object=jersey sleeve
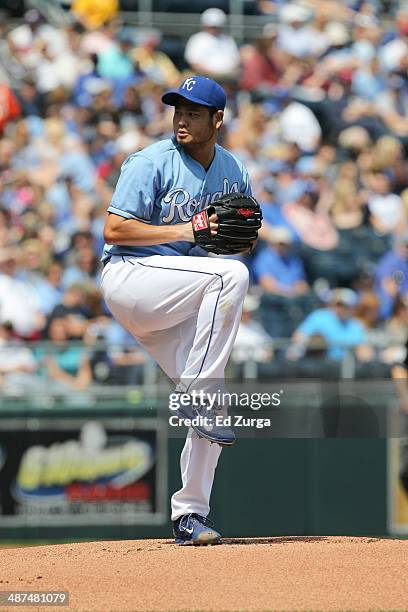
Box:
[107,154,156,223]
[241,167,252,196]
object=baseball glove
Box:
[191,193,262,255]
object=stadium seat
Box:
[259,293,320,338]
[257,357,341,380]
[354,361,391,379]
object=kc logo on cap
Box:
[182,78,196,91]
[161,75,227,110]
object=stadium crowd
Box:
[0,0,408,392]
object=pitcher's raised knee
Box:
[224,259,249,292]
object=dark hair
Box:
[392,295,408,317]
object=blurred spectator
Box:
[282,180,339,250]
[372,136,407,194]
[351,13,383,64]
[381,297,408,364]
[277,91,322,153]
[365,170,405,236]
[71,0,119,30]
[254,226,309,296]
[276,4,316,58]
[391,337,408,416]
[61,247,101,290]
[225,100,275,167]
[288,288,372,361]
[232,294,273,363]
[0,248,45,338]
[97,29,135,81]
[0,34,30,87]
[43,317,92,391]
[353,290,385,355]
[330,173,369,229]
[19,238,51,280]
[0,322,38,395]
[256,0,285,15]
[48,284,90,340]
[0,83,21,134]
[354,290,381,331]
[35,36,85,95]
[352,57,387,101]
[13,76,46,117]
[240,25,280,91]
[375,230,408,319]
[8,9,67,61]
[13,239,63,316]
[385,296,408,344]
[85,318,147,384]
[386,297,408,342]
[379,8,408,72]
[375,72,408,137]
[70,230,95,253]
[131,30,180,88]
[34,261,64,317]
[184,8,240,78]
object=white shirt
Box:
[232,320,273,363]
[380,37,408,72]
[367,193,404,232]
[184,31,240,75]
[35,52,82,92]
[277,25,321,58]
[9,23,67,57]
[279,101,322,152]
[0,340,36,373]
[0,275,41,336]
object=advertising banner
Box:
[0,417,166,526]
[388,430,408,534]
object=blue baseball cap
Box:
[161,76,226,110]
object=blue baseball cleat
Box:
[173,395,236,446]
[173,513,221,546]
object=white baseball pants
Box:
[101,254,249,520]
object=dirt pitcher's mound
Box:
[1,536,408,611]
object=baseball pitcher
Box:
[101,76,262,545]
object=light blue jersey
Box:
[102,137,252,261]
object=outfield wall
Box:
[0,390,390,539]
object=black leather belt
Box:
[103,256,111,268]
